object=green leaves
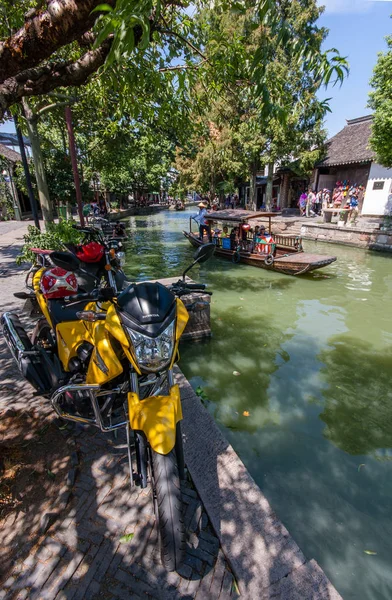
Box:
[91,3,114,14]
[368,35,392,167]
[119,533,135,543]
[16,222,84,265]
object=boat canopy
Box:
[206,210,280,223]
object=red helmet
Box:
[75,241,105,263]
[40,267,78,299]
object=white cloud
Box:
[318,0,373,14]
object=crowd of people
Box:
[298,181,363,222]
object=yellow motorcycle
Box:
[2,243,215,571]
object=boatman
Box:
[193,202,212,242]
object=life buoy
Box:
[264,254,274,266]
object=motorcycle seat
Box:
[48,300,90,327]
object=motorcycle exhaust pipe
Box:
[1,312,54,394]
[1,312,31,362]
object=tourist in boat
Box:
[230,227,239,249]
[193,202,212,242]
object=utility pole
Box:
[64,106,85,227]
[14,115,40,230]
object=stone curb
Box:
[174,367,343,600]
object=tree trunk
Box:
[249,161,258,211]
[265,162,274,211]
[23,102,53,224]
[0,0,115,85]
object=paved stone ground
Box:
[0,221,238,600]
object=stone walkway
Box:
[0,221,238,600]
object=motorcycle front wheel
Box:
[151,448,186,571]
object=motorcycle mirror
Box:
[182,243,215,281]
[193,243,215,264]
[51,251,80,272]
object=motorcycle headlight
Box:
[126,322,175,372]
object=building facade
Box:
[314,115,392,217]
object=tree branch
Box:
[37,98,78,117]
[0,0,115,84]
[0,41,112,120]
[159,27,207,62]
[159,60,206,72]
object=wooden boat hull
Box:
[183,232,336,275]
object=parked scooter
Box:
[1,243,215,571]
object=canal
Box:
[122,208,392,600]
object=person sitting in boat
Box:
[193,202,212,242]
[255,225,275,255]
[212,228,222,246]
[230,227,239,249]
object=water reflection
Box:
[123,209,392,600]
[319,336,392,456]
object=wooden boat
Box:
[184,210,336,276]
[175,201,185,211]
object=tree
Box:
[176,0,347,209]
[0,0,116,117]
[0,0,347,120]
[368,34,392,167]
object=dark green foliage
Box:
[16,221,83,265]
[368,34,392,167]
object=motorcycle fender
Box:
[128,384,182,455]
[86,322,123,385]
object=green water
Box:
[123,209,392,600]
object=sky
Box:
[317,0,392,137]
[0,1,391,141]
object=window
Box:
[373,181,385,190]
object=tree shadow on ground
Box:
[2,418,233,599]
[0,244,27,278]
[0,333,235,599]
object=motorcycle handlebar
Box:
[64,291,94,303]
[175,288,212,297]
[182,283,206,290]
[63,287,115,305]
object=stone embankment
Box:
[301,221,392,252]
[257,214,392,252]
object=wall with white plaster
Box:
[362,163,392,216]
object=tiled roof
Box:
[317,115,375,167]
[0,142,22,163]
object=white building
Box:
[314,115,392,217]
